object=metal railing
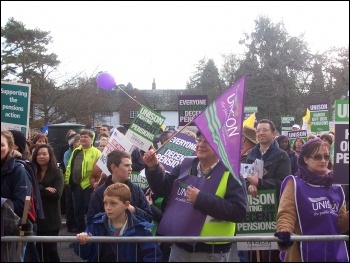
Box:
[2,235,348,262]
[1,234,349,243]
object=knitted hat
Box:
[9,130,27,154]
[243,125,258,144]
[292,124,300,130]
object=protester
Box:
[238,125,258,262]
[143,130,247,262]
[291,124,300,131]
[159,130,175,145]
[65,129,101,232]
[275,138,349,262]
[63,134,81,233]
[241,125,258,162]
[292,137,305,156]
[32,144,64,262]
[87,150,152,224]
[90,137,108,190]
[75,182,162,262]
[276,135,298,175]
[1,130,32,262]
[245,119,291,262]
[59,129,77,172]
[245,119,291,199]
[9,129,44,262]
[307,134,316,141]
[32,134,48,145]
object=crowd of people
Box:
[1,120,348,262]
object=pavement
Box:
[58,216,85,262]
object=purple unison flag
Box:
[193,74,247,186]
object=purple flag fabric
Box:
[193,74,247,186]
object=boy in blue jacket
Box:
[74,182,162,262]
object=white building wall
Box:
[160,111,178,128]
[100,112,120,127]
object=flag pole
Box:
[155,122,195,153]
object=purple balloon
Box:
[96,72,116,90]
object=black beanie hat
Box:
[9,130,27,154]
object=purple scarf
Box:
[295,165,333,187]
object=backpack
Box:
[15,159,44,221]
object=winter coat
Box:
[74,210,162,262]
[1,157,32,217]
[36,168,64,232]
[86,176,153,223]
[245,140,291,199]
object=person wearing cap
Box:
[241,125,258,162]
[275,138,349,262]
[142,130,247,262]
[291,124,301,131]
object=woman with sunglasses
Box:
[275,138,349,262]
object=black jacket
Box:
[245,140,291,198]
[86,175,153,223]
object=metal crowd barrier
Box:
[2,234,349,243]
[2,235,349,262]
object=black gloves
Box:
[274,231,293,250]
[18,222,33,236]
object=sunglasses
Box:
[309,154,331,161]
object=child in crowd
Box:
[74,182,162,262]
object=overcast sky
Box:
[1,1,349,90]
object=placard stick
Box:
[155,122,194,153]
[16,196,31,261]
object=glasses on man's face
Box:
[255,129,271,134]
[196,138,209,145]
[309,154,331,161]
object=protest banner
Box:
[236,189,278,251]
[281,116,295,136]
[126,105,166,152]
[1,81,31,138]
[310,103,330,132]
[193,74,247,186]
[333,100,349,184]
[96,129,134,175]
[156,132,197,172]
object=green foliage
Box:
[1,17,60,83]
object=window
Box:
[100,111,113,117]
[130,111,139,119]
